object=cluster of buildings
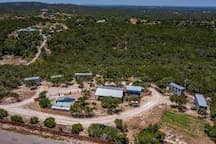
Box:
[23,74,208,113]
[95,85,143,100]
[169,82,208,111]
[23,73,93,87]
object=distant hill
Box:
[1,2,216,19]
[0,2,79,14]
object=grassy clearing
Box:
[160,110,206,137]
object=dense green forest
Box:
[0,2,216,119]
[0,31,42,58]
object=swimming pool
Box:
[56,97,75,103]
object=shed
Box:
[194,94,208,110]
[95,86,124,99]
[74,72,93,80]
[126,86,142,95]
[24,76,41,87]
[169,83,185,96]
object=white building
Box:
[95,86,124,99]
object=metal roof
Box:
[24,76,41,81]
[126,86,142,92]
[195,94,208,108]
[50,74,64,79]
[74,73,93,76]
[95,86,124,98]
[51,105,70,111]
[169,83,185,90]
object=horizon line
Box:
[1,1,216,8]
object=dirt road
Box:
[26,34,47,65]
[0,88,166,127]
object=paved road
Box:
[0,88,166,127]
[0,129,69,144]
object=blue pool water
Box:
[56,97,75,103]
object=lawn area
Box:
[160,110,206,137]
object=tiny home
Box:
[169,83,185,96]
[74,72,93,80]
[194,94,208,110]
[24,76,41,87]
[126,86,142,96]
[95,86,124,100]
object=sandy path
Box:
[0,88,166,127]
[26,34,47,65]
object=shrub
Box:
[71,123,83,134]
[115,119,125,131]
[70,102,93,117]
[135,124,165,144]
[0,108,8,119]
[205,124,216,139]
[11,115,24,123]
[88,123,128,144]
[39,91,47,99]
[44,117,56,128]
[101,97,121,109]
[39,97,51,108]
[30,116,39,124]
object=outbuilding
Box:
[169,83,185,96]
[126,86,142,96]
[194,94,208,110]
[24,76,41,87]
[95,86,124,100]
[74,72,93,80]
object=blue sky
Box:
[1,0,216,7]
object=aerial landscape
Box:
[0,0,216,144]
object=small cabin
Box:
[194,94,208,110]
[169,83,185,96]
[24,76,41,87]
[126,86,142,96]
[74,72,93,81]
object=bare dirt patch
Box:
[126,105,166,143]
[0,55,27,65]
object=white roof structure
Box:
[74,73,93,76]
[24,76,41,81]
[95,86,124,99]
[126,86,142,92]
[195,94,208,108]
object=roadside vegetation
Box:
[44,117,56,128]
[135,124,165,144]
[88,123,128,144]
[0,108,8,119]
[30,116,39,124]
[11,115,24,123]
[71,123,83,134]
[160,110,206,137]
